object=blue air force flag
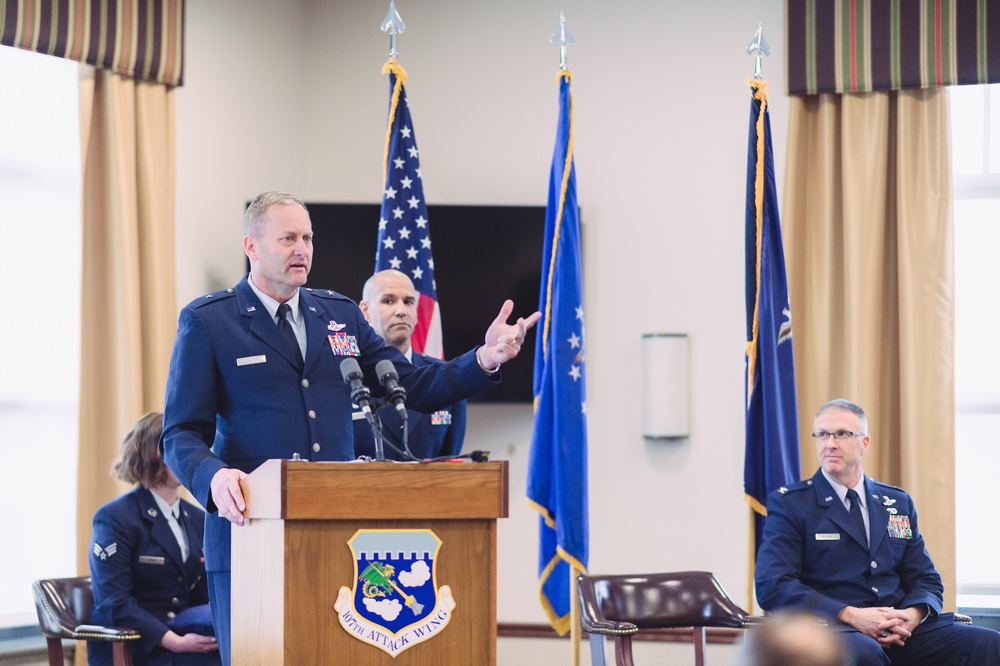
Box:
[526,70,589,635]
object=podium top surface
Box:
[240,459,509,521]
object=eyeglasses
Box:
[811,430,865,441]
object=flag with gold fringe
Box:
[744,78,801,557]
[375,58,443,358]
[526,69,589,635]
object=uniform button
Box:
[171,597,179,605]
[177,576,184,583]
[227,288,234,293]
[807,480,813,485]
[301,378,310,388]
[871,561,878,569]
[871,587,879,593]
[312,443,321,453]
[167,611,176,619]
[308,410,317,419]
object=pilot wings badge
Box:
[335,529,455,657]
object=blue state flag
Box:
[744,80,801,555]
[526,69,589,635]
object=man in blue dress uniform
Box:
[160,192,538,664]
[353,269,466,460]
[755,398,1000,665]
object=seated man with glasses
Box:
[755,398,1000,666]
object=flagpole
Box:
[570,566,580,665]
[550,13,581,666]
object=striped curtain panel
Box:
[788,0,1000,95]
[0,0,184,86]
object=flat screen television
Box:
[302,202,546,403]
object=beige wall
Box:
[175,0,788,625]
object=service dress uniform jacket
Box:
[755,469,943,621]
[160,276,495,573]
[88,488,218,666]
[353,351,467,460]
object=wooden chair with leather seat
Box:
[577,570,766,666]
[32,576,140,666]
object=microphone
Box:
[340,357,385,461]
[375,360,407,415]
[340,358,373,414]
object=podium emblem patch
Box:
[335,529,454,656]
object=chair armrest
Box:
[740,615,771,628]
[579,618,639,637]
[74,624,141,642]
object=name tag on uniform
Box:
[237,355,267,366]
[139,555,165,565]
[815,533,841,541]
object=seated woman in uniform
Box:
[88,412,220,665]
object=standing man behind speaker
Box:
[355,269,466,460]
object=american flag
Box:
[375,62,443,358]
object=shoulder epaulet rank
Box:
[191,287,236,308]
[871,479,903,492]
[305,287,353,302]
[778,479,811,495]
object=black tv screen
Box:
[302,202,545,403]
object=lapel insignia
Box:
[328,320,347,331]
[778,486,788,494]
[147,508,158,518]
[824,496,833,502]
[93,542,118,560]
[309,306,317,312]
[246,306,256,312]
[335,529,454,657]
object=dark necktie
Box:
[173,508,189,562]
[276,303,303,364]
[846,488,868,545]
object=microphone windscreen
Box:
[340,357,363,383]
[375,359,398,383]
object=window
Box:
[950,83,1000,609]
[0,46,81,626]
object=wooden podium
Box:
[231,459,508,665]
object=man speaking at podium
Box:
[354,269,466,460]
[160,191,538,664]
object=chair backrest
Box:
[33,576,139,666]
[581,570,750,630]
[33,576,95,638]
